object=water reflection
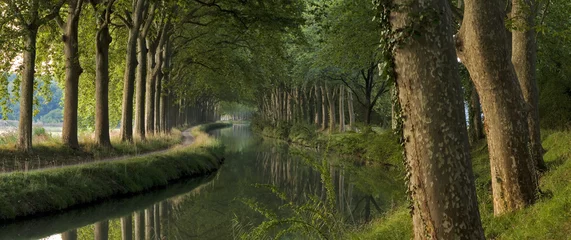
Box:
[0,124,401,240]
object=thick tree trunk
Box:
[18,29,38,152]
[457,0,538,215]
[120,30,138,142]
[392,0,485,238]
[339,85,345,132]
[135,37,147,139]
[61,0,83,149]
[94,221,109,240]
[512,0,546,171]
[145,39,156,135]
[94,22,112,148]
[121,215,133,240]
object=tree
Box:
[389,0,485,238]
[91,0,116,148]
[118,0,147,141]
[457,0,539,215]
[57,0,84,149]
[5,0,64,152]
[511,0,547,171]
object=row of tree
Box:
[0,0,302,151]
[249,0,571,238]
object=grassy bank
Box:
[348,130,571,239]
[0,127,183,172]
[252,122,402,166]
[0,123,230,221]
[253,121,571,239]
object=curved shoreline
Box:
[0,123,232,222]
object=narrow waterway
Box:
[0,124,402,240]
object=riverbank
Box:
[252,122,402,167]
[0,127,183,172]
[0,122,231,222]
[253,122,571,239]
[348,130,571,239]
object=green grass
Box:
[0,123,229,221]
[0,128,183,172]
[348,130,571,239]
[254,122,402,166]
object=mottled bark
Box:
[61,0,84,149]
[391,0,485,238]
[511,0,546,171]
[457,0,538,215]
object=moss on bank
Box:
[0,123,230,221]
[348,130,571,239]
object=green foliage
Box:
[32,127,47,137]
[40,109,63,123]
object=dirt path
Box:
[24,128,195,173]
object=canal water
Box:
[0,124,403,240]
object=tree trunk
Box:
[94,221,109,240]
[121,215,133,240]
[511,0,546,171]
[457,0,538,215]
[61,0,83,149]
[134,211,145,240]
[120,28,138,142]
[145,38,156,135]
[154,63,162,133]
[135,36,146,139]
[61,230,78,240]
[467,82,484,144]
[339,85,345,132]
[391,0,485,238]
[314,86,320,125]
[320,85,327,130]
[325,83,336,133]
[347,87,355,131]
[94,16,112,148]
[18,28,38,152]
[145,207,154,240]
